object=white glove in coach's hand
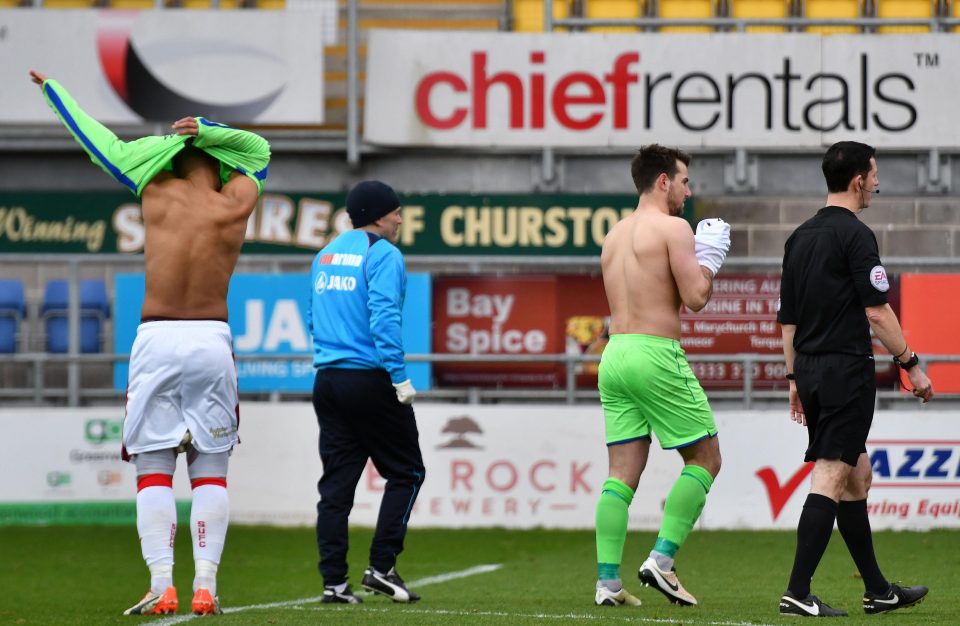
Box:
[393,379,417,405]
[694,218,731,276]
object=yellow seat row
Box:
[513,0,951,33]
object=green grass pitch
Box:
[1,525,957,625]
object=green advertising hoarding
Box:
[0,192,682,256]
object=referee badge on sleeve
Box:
[869,265,890,292]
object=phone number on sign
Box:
[690,362,790,381]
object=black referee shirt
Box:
[777,206,888,356]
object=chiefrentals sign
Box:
[365,30,954,148]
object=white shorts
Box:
[123,320,239,456]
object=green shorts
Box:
[598,333,717,449]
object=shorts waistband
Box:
[608,333,680,348]
[138,319,230,331]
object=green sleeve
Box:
[40,79,188,197]
[191,118,271,194]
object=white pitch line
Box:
[148,563,503,625]
[308,606,780,626]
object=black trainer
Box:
[361,566,421,603]
[863,583,928,614]
[779,591,847,617]
[321,584,363,604]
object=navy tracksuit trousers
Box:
[312,368,425,586]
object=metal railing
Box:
[3,254,960,406]
[2,350,958,408]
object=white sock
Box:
[194,559,219,596]
[191,484,229,594]
[651,551,674,572]
[136,486,177,594]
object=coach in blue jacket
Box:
[308,180,425,605]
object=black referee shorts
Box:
[794,353,876,467]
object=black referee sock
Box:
[787,493,838,599]
[837,499,889,595]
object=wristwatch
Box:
[893,351,920,370]
[785,372,796,381]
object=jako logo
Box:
[85,419,123,445]
[314,272,357,294]
[234,299,309,353]
[437,415,484,449]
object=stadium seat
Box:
[658,0,716,32]
[0,279,26,354]
[585,0,645,32]
[41,279,110,354]
[513,0,572,31]
[730,0,790,31]
[804,0,862,33]
[877,0,934,32]
[110,0,163,7]
[42,0,97,7]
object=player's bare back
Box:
[602,209,689,340]
[139,169,257,321]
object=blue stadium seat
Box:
[0,279,26,354]
[41,279,111,354]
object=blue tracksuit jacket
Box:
[308,230,408,383]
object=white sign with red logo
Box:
[364,30,960,148]
[1,10,325,124]
[2,405,958,530]
[226,405,960,530]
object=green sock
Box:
[596,478,634,580]
[656,464,713,553]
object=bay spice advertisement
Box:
[431,274,898,390]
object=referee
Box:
[776,141,932,618]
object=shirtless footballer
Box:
[31,70,270,616]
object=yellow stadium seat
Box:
[585,0,644,33]
[256,0,285,8]
[513,0,572,31]
[730,0,788,32]
[877,0,933,32]
[110,0,159,7]
[804,0,860,34]
[659,0,715,32]
[180,0,243,7]
[0,0,22,6]
[42,0,97,7]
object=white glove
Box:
[393,379,417,405]
[694,218,731,276]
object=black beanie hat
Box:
[346,180,400,228]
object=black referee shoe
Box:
[361,566,421,603]
[863,583,928,614]
[321,584,362,604]
[779,591,847,617]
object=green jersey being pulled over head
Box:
[39,79,270,197]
